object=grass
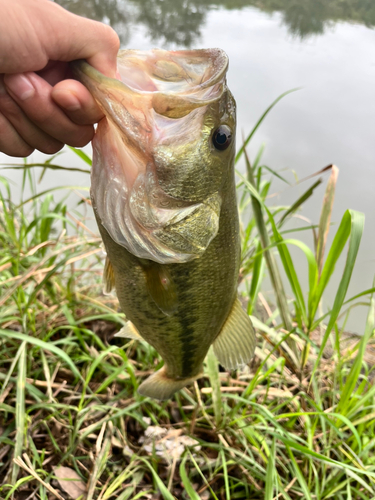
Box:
[0,104,375,499]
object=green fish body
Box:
[72,49,255,400]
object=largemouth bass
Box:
[72,49,255,400]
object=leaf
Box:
[286,446,313,500]
[264,438,276,500]
[238,157,295,347]
[53,466,87,499]
[205,346,222,427]
[12,342,26,484]
[248,240,265,315]
[0,329,83,382]
[310,210,364,381]
[0,163,91,174]
[69,146,93,166]
[179,456,201,500]
[316,165,339,274]
[278,178,322,227]
[138,457,176,500]
[337,286,375,417]
[235,88,300,163]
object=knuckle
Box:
[0,114,33,157]
[39,141,64,155]
[67,127,94,148]
[20,146,35,157]
[1,142,34,157]
[100,24,120,52]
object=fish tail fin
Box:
[138,367,203,400]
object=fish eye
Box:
[212,125,232,151]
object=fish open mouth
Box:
[71,49,230,264]
[72,49,228,147]
[118,49,228,93]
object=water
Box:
[1,0,374,333]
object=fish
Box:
[71,49,255,400]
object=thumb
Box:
[45,6,120,77]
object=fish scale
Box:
[72,48,256,399]
[97,180,239,382]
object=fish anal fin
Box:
[142,262,177,316]
[103,257,115,294]
[114,321,143,340]
[213,297,256,370]
[138,366,203,400]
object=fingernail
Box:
[4,73,35,100]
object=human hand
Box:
[0,0,119,157]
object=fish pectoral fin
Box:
[142,262,178,316]
[103,257,115,294]
[114,321,143,340]
[213,297,256,370]
[138,366,203,400]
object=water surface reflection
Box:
[28,0,373,334]
[57,0,375,44]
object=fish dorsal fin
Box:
[103,257,115,294]
[213,298,256,370]
[141,261,178,316]
[114,321,143,340]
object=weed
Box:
[1,101,374,499]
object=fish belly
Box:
[97,190,239,382]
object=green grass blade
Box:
[240,154,295,350]
[309,210,353,320]
[12,341,26,484]
[310,210,364,381]
[316,165,339,274]
[138,457,175,500]
[69,146,93,166]
[15,185,89,209]
[264,438,276,500]
[235,88,300,163]
[337,286,374,417]
[179,456,201,500]
[0,163,91,174]
[278,178,322,227]
[220,449,231,500]
[286,446,313,500]
[274,435,375,488]
[267,211,319,326]
[261,165,291,185]
[248,240,265,315]
[205,346,222,427]
[0,329,83,381]
[188,451,219,500]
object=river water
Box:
[1,0,374,333]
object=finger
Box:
[51,79,104,126]
[1,1,119,76]
[4,72,95,147]
[68,22,120,78]
[44,8,120,77]
[0,111,34,157]
[0,76,64,155]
